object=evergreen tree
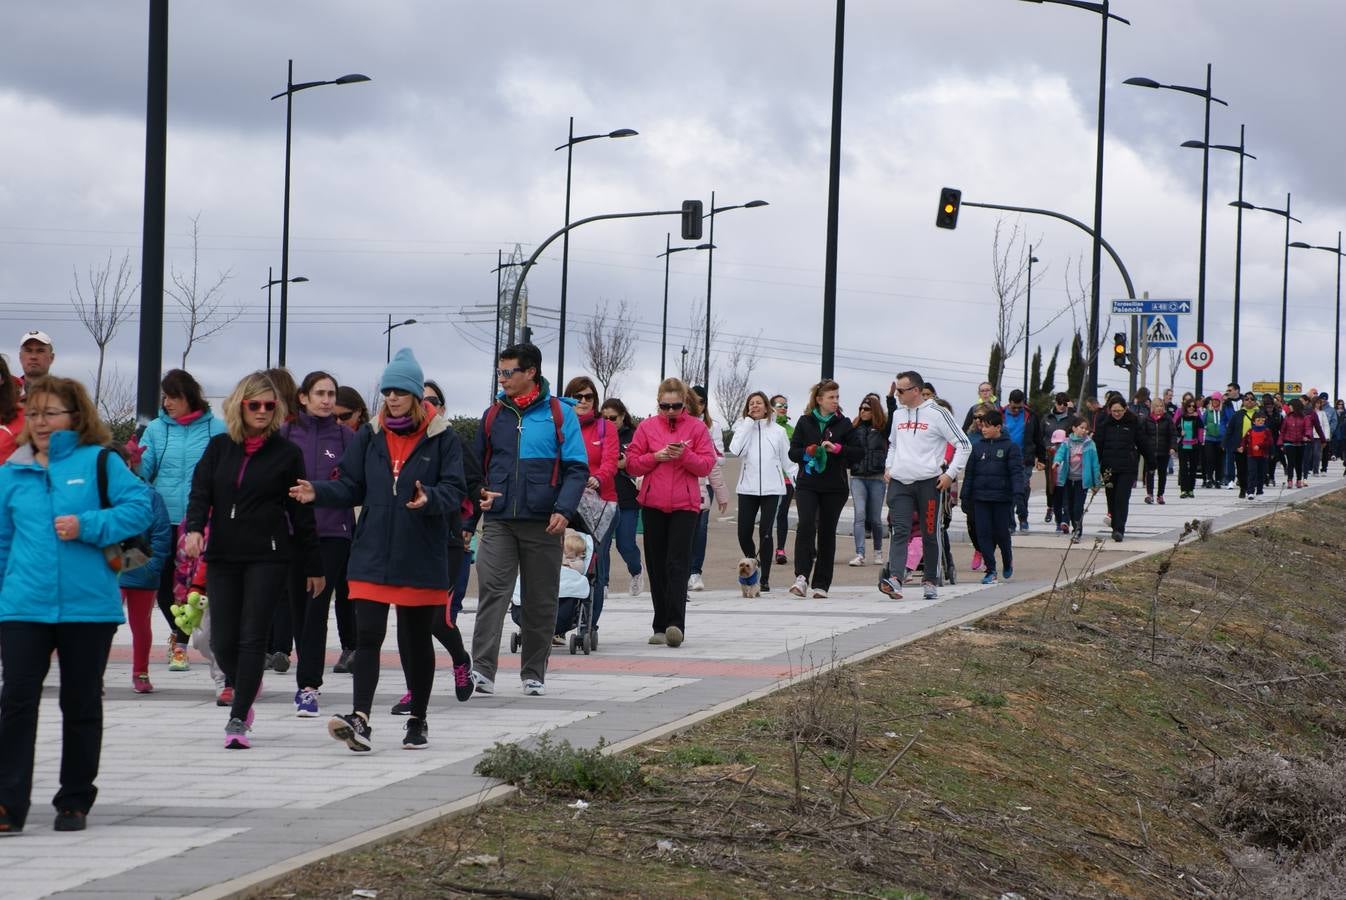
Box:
[1029,347,1042,403]
[1067,331,1085,402]
[987,342,1005,397]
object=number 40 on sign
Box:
[1185,342,1214,371]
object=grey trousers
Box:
[885,476,943,585]
[472,519,563,685]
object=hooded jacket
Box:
[474,378,589,524]
[1224,404,1257,451]
[577,412,619,503]
[1094,411,1146,477]
[281,410,356,540]
[958,435,1026,506]
[729,416,795,496]
[118,488,174,591]
[847,418,889,478]
[1054,435,1102,489]
[0,408,25,465]
[139,407,228,522]
[789,411,864,494]
[0,431,154,623]
[311,412,467,589]
[1002,406,1044,466]
[1139,413,1178,465]
[625,410,718,513]
[886,399,972,485]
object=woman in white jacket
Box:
[729,391,795,593]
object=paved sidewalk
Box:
[5,473,1342,899]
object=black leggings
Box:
[793,489,848,591]
[156,524,189,644]
[775,482,795,549]
[737,494,780,586]
[1284,444,1305,482]
[349,601,437,721]
[290,538,351,691]
[207,560,286,722]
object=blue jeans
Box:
[850,476,885,555]
[1224,445,1238,484]
[613,507,642,576]
[590,519,616,632]
[690,485,712,575]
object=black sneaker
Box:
[328,712,373,752]
[390,691,413,715]
[54,810,86,832]
[332,648,355,674]
[402,717,429,750]
[269,651,291,674]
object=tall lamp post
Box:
[384,316,418,363]
[1232,194,1299,394]
[260,268,309,368]
[1182,125,1254,384]
[1289,233,1345,399]
[1124,65,1227,395]
[657,235,714,380]
[271,61,370,367]
[703,196,769,388]
[555,119,638,386]
[1023,246,1040,393]
[1019,0,1130,399]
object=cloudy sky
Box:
[2,0,1344,420]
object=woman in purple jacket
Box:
[281,371,355,718]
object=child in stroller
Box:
[509,528,598,655]
[878,480,957,587]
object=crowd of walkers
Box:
[2,322,1344,836]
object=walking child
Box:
[1241,411,1273,498]
[957,410,1024,584]
[1053,416,1102,543]
[1047,428,1067,532]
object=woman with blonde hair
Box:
[847,393,889,567]
[729,390,794,592]
[184,371,322,750]
[624,378,717,647]
[0,377,152,833]
[788,379,863,597]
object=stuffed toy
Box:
[170,590,208,635]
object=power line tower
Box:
[501,243,531,346]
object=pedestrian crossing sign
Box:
[1144,314,1179,349]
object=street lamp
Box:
[1125,65,1227,395]
[554,118,638,386]
[657,236,714,381]
[703,195,769,389]
[1023,246,1040,394]
[384,316,418,363]
[681,346,689,381]
[260,268,308,369]
[1232,194,1300,394]
[1019,0,1131,399]
[1289,233,1345,399]
[1182,125,1254,384]
[271,60,370,367]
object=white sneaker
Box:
[522,679,545,696]
[847,554,865,567]
[469,670,495,695]
[811,588,829,598]
[788,576,808,597]
[1103,513,1112,528]
[688,573,705,592]
[665,626,684,648]
[629,572,644,596]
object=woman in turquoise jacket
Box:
[0,376,153,836]
[137,368,225,671]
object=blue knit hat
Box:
[380,348,424,399]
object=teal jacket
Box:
[139,408,227,522]
[0,431,154,623]
[1053,436,1102,490]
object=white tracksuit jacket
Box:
[886,399,972,484]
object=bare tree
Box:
[97,363,137,441]
[167,214,239,367]
[71,251,138,405]
[713,335,761,428]
[988,218,1045,395]
[1167,347,1183,394]
[581,298,638,397]
[678,297,722,387]
[1062,255,1117,407]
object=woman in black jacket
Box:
[1139,403,1177,504]
[601,399,645,597]
[846,393,889,566]
[184,371,322,750]
[788,380,864,598]
[1093,397,1146,542]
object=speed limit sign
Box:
[1185,342,1214,371]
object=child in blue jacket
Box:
[119,468,174,694]
[958,410,1025,584]
[1053,416,1103,543]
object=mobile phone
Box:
[669,441,685,449]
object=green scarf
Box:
[805,409,834,475]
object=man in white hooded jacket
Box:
[880,370,972,600]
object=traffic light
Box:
[1113,332,1129,369]
[680,200,704,241]
[935,187,962,229]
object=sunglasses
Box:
[602,414,620,422]
[658,402,685,411]
[335,411,355,422]
[859,408,872,414]
[570,392,596,402]
[381,388,411,398]
[426,396,443,407]
[496,367,524,378]
[245,400,277,413]
[772,402,787,409]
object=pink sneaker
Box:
[971,551,983,571]
[132,673,154,694]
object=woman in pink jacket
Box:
[562,376,619,638]
[624,378,717,648]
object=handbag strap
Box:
[97,447,112,509]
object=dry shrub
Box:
[1194,749,1346,851]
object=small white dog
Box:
[737,557,761,598]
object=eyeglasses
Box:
[244,400,277,413]
[895,385,918,395]
[27,408,73,421]
[658,402,685,411]
[496,367,524,378]
[335,411,355,422]
[381,388,411,398]
[425,396,443,407]
[570,392,596,402]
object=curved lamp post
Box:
[554,119,638,385]
[260,269,308,368]
[270,62,370,367]
[1125,66,1227,395]
[1183,125,1254,383]
[1019,0,1130,398]
[1232,195,1300,394]
[657,236,714,380]
[703,196,769,388]
[1289,234,1345,399]
[384,316,418,364]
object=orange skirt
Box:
[347,580,447,607]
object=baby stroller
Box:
[878,486,956,586]
[508,528,599,656]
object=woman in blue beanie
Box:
[291,349,470,752]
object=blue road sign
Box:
[1110,299,1192,315]
[1144,314,1179,349]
